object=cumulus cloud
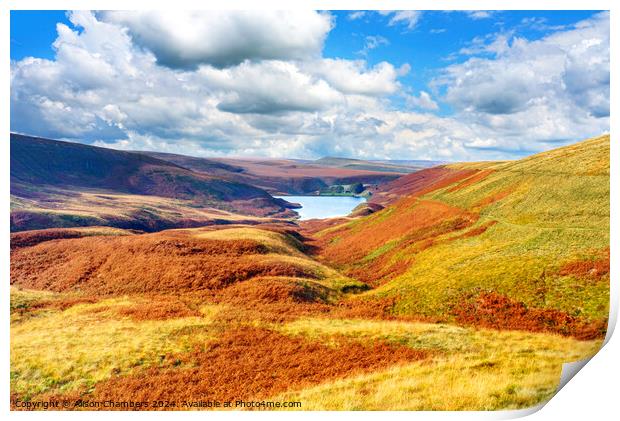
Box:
[435,12,609,150]
[10,10,610,161]
[406,91,439,110]
[202,61,343,114]
[308,59,401,96]
[101,10,332,69]
[9,11,407,157]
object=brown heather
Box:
[84,326,428,410]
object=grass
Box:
[194,227,367,293]
[316,135,610,323]
[10,290,221,398]
[374,220,609,319]
[273,317,602,410]
[9,136,610,410]
[10,288,56,323]
[195,227,304,256]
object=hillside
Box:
[313,157,426,173]
[10,224,366,297]
[10,134,297,231]
[145,151,406,195]
[9,135,609,410]
[306,135,610,338]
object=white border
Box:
[2,1,617,420]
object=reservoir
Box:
[275,195,367,220]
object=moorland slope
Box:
[9,134,610,410]
[306,135,609,339]
[10,134,296,231]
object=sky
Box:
[10,10,609,161]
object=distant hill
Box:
[10,134,296,231]
[373,159,446,167]
[141,152,405,195]
[140,151,246,176]
[313,157,434,173]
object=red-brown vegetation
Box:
[453,291,607,340]
[345,219,496,287]
[10,227,138,250]
[447,169,494,192]
[559,248,610,281]
[11,229,93,250]
[313,198,477,287]
[449,220,498,241]
[318,200,472,267]
[10,230,316,295]
[371,167,478,206]
[85,326,428,409]
[349,202,385,218]
[211,277,333,322]
[331,296,400,319]
[473,187,514,209]
[298,217,351,236]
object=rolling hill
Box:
[10,134,297,231]
[306,134,610,338]
[312,156,429,173]
[9,134,609,410]
[144,151,411,195]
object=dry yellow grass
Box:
[10,291,222,398]
[273,317,602,410]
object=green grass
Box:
[329,135,610,320]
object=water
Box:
[275,195,367,220]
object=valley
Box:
[9,134,610,410]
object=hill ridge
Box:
[10,133,297,231]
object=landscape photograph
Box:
[8,9,610,411]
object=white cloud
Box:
[308,59,401,96]
[357,35,389,56]
[379,11,421,30]
[201,60,344,114]
[348,11,366,20]
[459,33,513,56]
[465,11,495,20]
[397,63,411,76]
[406,91,439,110]
[435,12,609,152]
[101,10,332,69]
[10,11,610,162]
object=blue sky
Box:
[10,10,609,160]
[324,10,599,116]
